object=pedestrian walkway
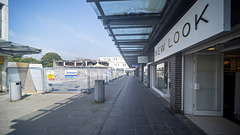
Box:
[186,115,240,135]
[98,76,205,135]
[0,92,77,135]
[3,76,204,135]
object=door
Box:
[193,54,223,116]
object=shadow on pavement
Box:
[7,77,127,135]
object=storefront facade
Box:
[88,0,240,124]
[151,0,240,123]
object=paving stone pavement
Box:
[99,76,198,135]
[4,76,204,135]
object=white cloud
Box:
[9,30,16,38]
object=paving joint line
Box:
[93,76,130,135]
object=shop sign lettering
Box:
[155,4,208,56]
[154,0,230,62]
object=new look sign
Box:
[154,0,230,62]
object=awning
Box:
[87,0,169,67]
[87,0,196,67]
[0,39,41,56]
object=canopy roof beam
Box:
[113,39,148,42]
[118,47,144,49]
[0,39,41,56]
[99,13,161,20]
[105,17,161,26]
[106,26,153,29]
[116,42,147,45]
[122,51,143,54]
[94,1,123,53]
[110,33,150,36]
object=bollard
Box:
[94,80,105,103]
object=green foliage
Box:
[9,56,40,64]
[8,52,62,67]
[8,56,23,62]
[19,57,40,64]
[41,52,62,67]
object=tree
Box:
[19,57,40,64]
[8,56,23,62]
[9,56,40,64]
[41,52,62,67]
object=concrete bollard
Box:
[94,80,105,103]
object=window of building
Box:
[143,65,148,84]
[155,62,169,94]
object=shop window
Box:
[143,66,148,84]
[155,62,168,94]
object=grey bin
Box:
[94,80,105,103]
[9,81,22,101]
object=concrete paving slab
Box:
[0,92,77,135]
[0,76,207,135]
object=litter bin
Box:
[94,80,105,103]
[9,81,22,101]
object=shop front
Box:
[183,34,240,124]
[184,51,223,116]
[151,0,240,122]
[182,0,240,124]
[151,61,170,102]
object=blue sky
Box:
[9,0,120,60]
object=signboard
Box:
[65,70,77,78]
[154,0,230,62]
[46,70,55,80]
[138,56,148,63]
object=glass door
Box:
[193,54,223,116]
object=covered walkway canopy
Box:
[87,0,196,67]
[0,39,41,56]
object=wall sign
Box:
[46,70,55,80]
[154,0,230,62]
[138,56,148,63]
[65,70,77,78]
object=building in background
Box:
[98,56,132,75]
[53,58,108,67]
[53,56,134,76]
